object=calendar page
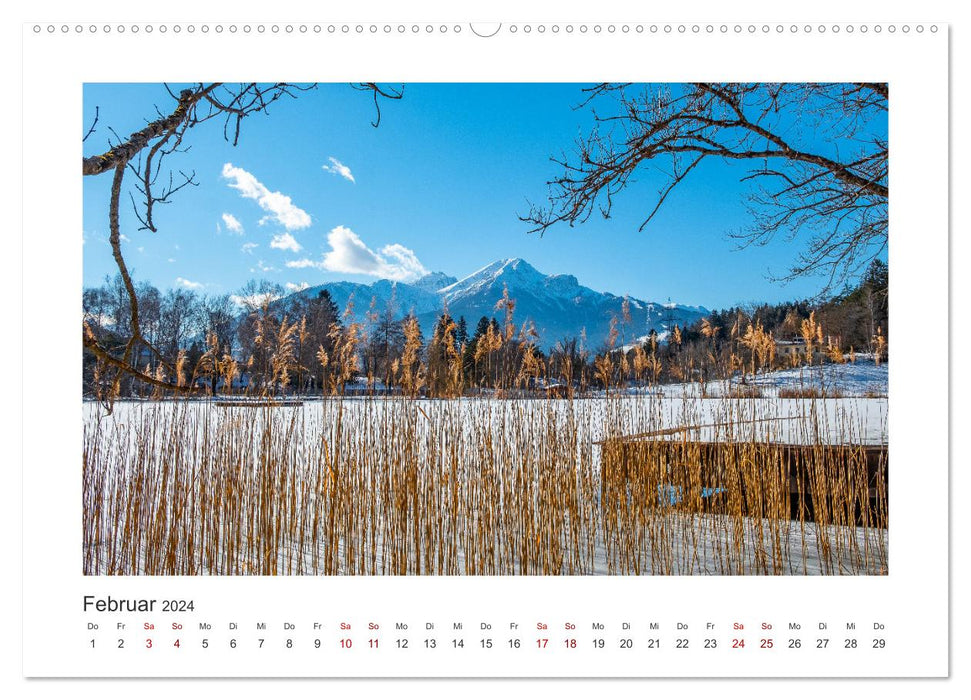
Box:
[18,0,955,693]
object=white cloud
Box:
[270,232,302,252]
[285,281,310,292]
[285,258,318,269]
[285,225,427,282]
[254,260,279,273]
[176,277,204,290]
[119,234,131,242]
[221,212,244,235]
[322,156,355,183]
[375,243,428,279]
[221,162,312,231]
[167,258,176,263]
[241,242,259,254]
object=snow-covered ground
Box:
[616,359,888,400]
[85,391,888,449]
[733,359,887,396]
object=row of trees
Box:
[83,260,888,401]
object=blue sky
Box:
[82,83,887,309]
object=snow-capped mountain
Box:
[413,271,458,292]
[296,275,443,318]
[289,258,708,350]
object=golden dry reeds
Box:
[82,394,887,576]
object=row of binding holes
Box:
[509,24,935,34]
[34,24,464,34]
[34,23,938,34]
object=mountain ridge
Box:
[290,258,708,350]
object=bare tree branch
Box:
[351,82,404,127]
[82,106,99,143]
[521,82,888,292]
[83,86,217,176]
[83,327,200,394]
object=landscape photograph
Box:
[81,82,889,576]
